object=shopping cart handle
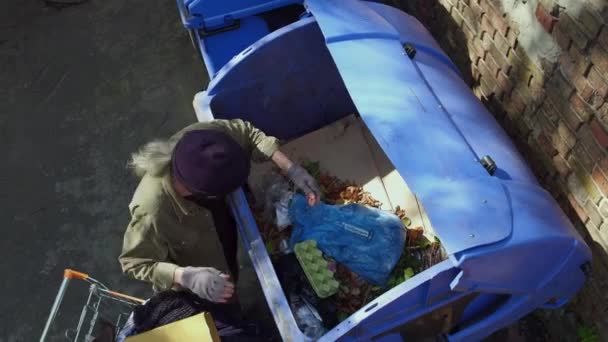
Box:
[63,269,88,280]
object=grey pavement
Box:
[1,1,208,340]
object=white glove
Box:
[178,267,234,303]
[287,164,321,205]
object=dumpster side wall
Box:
[386,0,608,339]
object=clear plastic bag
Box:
[289,293,326,339]
[264,176,294,230]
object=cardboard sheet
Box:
[125,313,219,342]
[249,114,434,235]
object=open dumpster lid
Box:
[305,0,513,255]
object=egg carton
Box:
[294,240,340,298]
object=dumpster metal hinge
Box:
[480,155,497,175]
[403,42,416,59]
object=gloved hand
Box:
[177,267,234,303]
[287,164,321,205]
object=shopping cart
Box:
[41,269,144,342]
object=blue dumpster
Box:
[176,0,592,340]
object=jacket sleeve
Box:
[119,205,178,291]
[225,119,280,162]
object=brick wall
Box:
[388,0,608,339]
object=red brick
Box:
[479,75,497,98]
[459,2,478,34]
[480,31,493,50]
[536,3,557,33]
[517,83,545,112]
[538,133,559,157]
[468,37,486,61]
[559,49,592,99]
[599,103,608,126]
[587,66,608,107]
[481,0,508,35]
[570,94,595,121]
[561,107,585,132]
[599,199,608,218]
[510,90,527,114]
[590,119,608,149]
[600,101,608,115]
[599,27,608,50]
[470,0,484,17]
[491,12,509,36]
[557,14,590,51]
[509,65,532,91]
[505,27,518,47]
[524,112,542,135]
[600,157,608,174]
[539,104,558,128]
[572,143,596,174]
[581,87,598,107]
[573,76,596,103]
[554,136,572,157]
[570,157,602,203]
[496,70,513,95]
[578,125,607,161]
[561,112,583,136]
[493,31,511,56]
[477,58,493,79]
[484,0,505,13]
[484,51,500,77]
[590,44,608,77]
[450,6,465,27]
[553,154,570,177]
[492,50,512,75]
[584,197,604,226]
[592,165,608,197]
[568,156,602,203]
[461,21,477,41]
[547,71,575,101]
[509,44,544,83]
[540,97,561,124]
[552,25,571,50]
[568,47,592,75]
[568,194,589,222]
[558,120,577,148]
[480,13,496,38]
[559,52,577,81]
[572,7,603,39]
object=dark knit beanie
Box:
[172,130,250,197]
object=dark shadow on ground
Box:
[0,0,206,340]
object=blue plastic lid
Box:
[306,0,513,255]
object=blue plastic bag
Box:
[289,194,406,286]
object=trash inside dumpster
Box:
[246,116,449,336]
[177,0,592,340]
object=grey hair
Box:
[129,138,178,177]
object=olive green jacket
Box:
[119,119,279,290]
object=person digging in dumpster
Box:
[119,119,320,303]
